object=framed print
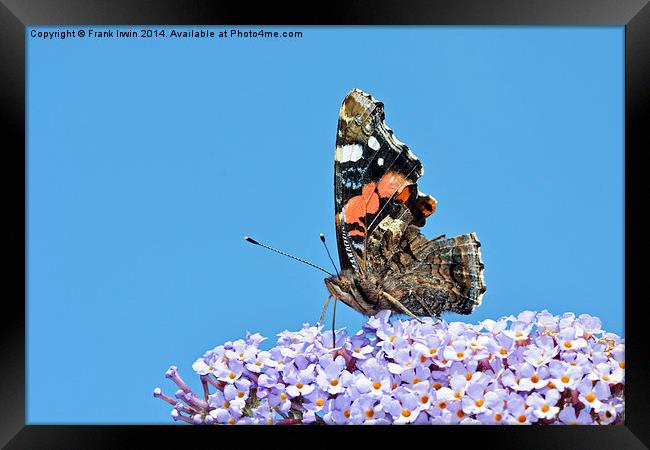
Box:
[1,0,648,448]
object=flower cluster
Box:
[154,310,624,425]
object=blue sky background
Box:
[27,26,624,424]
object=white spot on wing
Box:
[368,136,380,150]
[337,144,364,163]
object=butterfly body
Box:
[325,89,486,318]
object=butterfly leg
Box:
[318,295,333,325]
[380,291,424,324]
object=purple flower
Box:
[157,309,624,426]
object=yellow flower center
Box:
[561,376,570,383]
[429,348,437,355]
[228,372,236,379]
[541,404,550,412]
[223,401,230,408]
[316,399,325,407]
[603,375,610,381]
[228,417,236,425]
[475,399,484,407]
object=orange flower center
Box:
[564,342,573,348]
[561,376,570,383]
[475,399,484,407]
[499,348,508,355]
[541,404,550,412]
[365,409,374,418]
[619,362,625,369]
[421,395,429,404]
[330,379,339,387]
[456,410,465,418]
[531,375,539,383]
[465,373,472,381]
[228,417,236,425]
[401,409,411,418]
[373,381,382,390]
[433,382,442,390]
[494,413,503,421]
[296,383,304,389]
[547,381,556,389]
[223,401,230,408]
[316,399,325,407]
[456,352,465,358]
[454,391,462,399]
[585,392,596,403]
[429,348,437,355]
[412,377,421,384]
[280,393,287,400]
[237,391,245,398]
[420,355,428,363]
[228,372,236,379]
[438,402,447,409]
[344,410,351,419]
[518,415,527,423]
[255,361,262,366]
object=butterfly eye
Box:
[354,115,363,125]
[363,122,374,135]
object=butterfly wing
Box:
[368,219,486,316]
[334,89,436,274]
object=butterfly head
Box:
[324,272,373,315]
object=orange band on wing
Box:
[376,172,409,198]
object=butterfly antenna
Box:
[319,233,341,278]
[244,236,334,277]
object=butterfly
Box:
[322,89,486,321]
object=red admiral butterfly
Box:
[247,89,485,322]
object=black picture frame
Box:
[1,0,647,448]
